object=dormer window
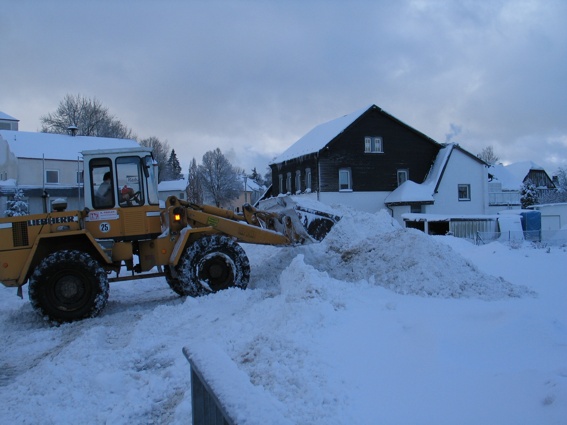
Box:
[364,137,383,153]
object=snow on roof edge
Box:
[269,104,374,165]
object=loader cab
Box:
[82,147,159,210]
[82,147,162,241]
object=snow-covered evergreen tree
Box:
[167,149,183,180]
[250,167,263,185]
[520,179,538,209]
[5,189,29,217]
[160,149,182,181]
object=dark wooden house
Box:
[268,104,444,212]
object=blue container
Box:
[520,210,541,241]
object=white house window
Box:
[77,171,84,184]
[295,170,301,193]
[339,168,352,191]
[397,169,409,186]
[286,172,292,194]
[278,174,283,194]
[305,168,312,191]
[364,136,383,153]
[45,170,59,184]
[458,184,471,201]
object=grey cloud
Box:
[2,0,566,175]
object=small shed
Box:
[403,213,498,240]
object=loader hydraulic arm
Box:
[165,197,314,246]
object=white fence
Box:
[475,229,567,246]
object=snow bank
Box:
[304,207,535,300]
[1,202,564,424]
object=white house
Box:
[385,143,489,223]
[0,119,139,216]
[487,161,557,212]
[158,176,188,203]
[0,112,19,131]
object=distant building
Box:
[267,104,489,226]
[0,112,139,215]
[158,175,188,203]
[488,161,556,212]
[0,112,19,131]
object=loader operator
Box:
[96,172,113,206]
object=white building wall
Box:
[425,149,488,215]
[0,136,18,180]
[318,191,390,213]
[530,203,567,231]
[17,158,83,186]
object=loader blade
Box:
[257,196,341,243]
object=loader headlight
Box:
[173,207,185,222]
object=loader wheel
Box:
[163,266,185,296]
[167,235,250,297]
[28,250,109,323]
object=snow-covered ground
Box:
[1,206,566,424]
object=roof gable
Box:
[385,143,484,205]
[271,104,443,165]
[271,104,372,164]
[489,161,552,190]
[0,112,18,122]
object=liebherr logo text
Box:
[28,216,77,226]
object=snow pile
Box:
[305,207,535,300]
[0,204,565,424]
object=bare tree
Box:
[139,136,171,182]
[41,94,134,139]
[477,146,500,165]
[198,148,241,207]
[554,166,567,192]
[187,157,204,204]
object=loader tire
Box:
[28,250,109,323]
[163,266,185,297]
[167,235,250,297]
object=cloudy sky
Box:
[2,0,566,175]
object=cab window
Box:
[116,156,144,207]
[90,158,115,209]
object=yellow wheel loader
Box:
[0,147,339,323]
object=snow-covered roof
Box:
[489,161,546,191]
[384,180,435,204]
[385,143,455,204]
[0,130,139,161]
[158,176,188,192]
[0,112,18,121]
[242,177,265,192]
[270,104,373,164]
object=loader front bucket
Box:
[256,196,341,243]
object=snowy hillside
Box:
[0,207,565,424]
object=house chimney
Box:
[67,125,78,136]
